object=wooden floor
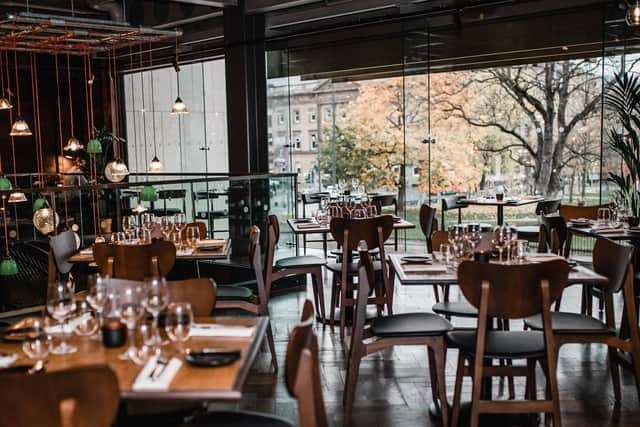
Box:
[207,268,640,426]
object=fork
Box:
[150,355,170,382]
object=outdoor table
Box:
[0,316,267,401]
[461,196,544,226]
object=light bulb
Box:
[627,1,640,26]
[64,137,84,152]
[0,97,12,110]
[8,191,27,203]
[9,116,32,136]
[171,96,189,115]
[104,158,129,183]
[148,156,163,172]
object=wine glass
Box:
[160,216,174,240]
[46,280,77,354]
[492,226,509,263]
[86,274,109,340]
[165,302,193,354]
[117,282,146,363]
[142,277,170,347]
[140,213,155,243]
[22,318,50,360]
[186,226,200,248]
[73,300,99,337]
[174,213,187,236]
[122,215,138,242]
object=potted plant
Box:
[605,72,640,225]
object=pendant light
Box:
[86,138,102,154]
[0,50,11,111]
[147,44,163,172]
[33,198,59,235]
[171,36,189,115]
[5,51,25,205]
[105,48,128,182]
[63,54,83,152]
[628,0,640,26]
[0,176,11,191]
[132,201,148,214]
[105,158,129,182]
[9,50,31,136]
[0,196,17,276]
[140,184,158,202]
[8,192,26,203]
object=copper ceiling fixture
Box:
[63,53,83,153]
[104,47,129,182]
[171,36,188,115]
[0,49,11,110]
[148,41,163,173]
[9,49,31,137]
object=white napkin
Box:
[132,356,182,391]
[297,222,323,229]
[403,265,448,274]
[45,315,88,335]
[190,324,255,338]
[80,248,93,255]
[0,353,17,368]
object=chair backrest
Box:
[431,230,449,253]
[559,203,613,221]
[329,215,394,252]
[179,222,207,240]
[371,194,397,214]
[441,194,467,211]
[302,192,330,217]
[457,259,569,319]
[538,215,567,255]
[0,365,119,427]
[419,204,437,251]
[284,301,328,427]
[249,226,270,309]
[593,238,634,294]
[536,199,561,216]
[93,240,176,280]
[49,230,78,276]
[167,278,216,316]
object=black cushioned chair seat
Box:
[275,255,326,269]
[326,261,382,274]
[370,313,452,337]
[524,312,613,334]
[446,330,546,358]
[216,285,253,301]
[432,301,478,318]
[515,225,539,236]
[181,411,293,427]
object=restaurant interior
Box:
[1,0,640,426]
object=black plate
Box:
[197,245,224,252]
[185,349,241,367]
[293,218,313,223]
[568,221,590,228]
[567,260,578,267]
[400,256,432,263]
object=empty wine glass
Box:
[73,300,99,337]
[122,215,138,242]
[117,282,146,363]
[174,213,187,236]
[140,213,155,243]
[160,216,174,240]
[46,280,77,354]
[142,277,170,347]
[186,226,200,248]
[22,318,50,360]
[165,302,193,354]
[492,226,509,263]
[86,274,109,340]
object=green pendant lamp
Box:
[140,184,158,202]
[33,197,47,212]
[86,138,102,154]
[0,176,12,191]
[0,257,17,275]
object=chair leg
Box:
[450,354,465,427]
[544,355,561,427]
[312,268,326,324]
[339,282,348,341]
[608,347,621,402]
[526,359,538,427]
[329,274,338,331]
[432,285,440,303]
[429,341,449,427]
[265,320,278,372]
[343,351,362,426]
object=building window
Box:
[268,133,273,146]
[310,133,317,149]
[294,135,302,150]
[413,166,420,177]
[324,107,332,119]
[308,109,317,123]
[293,109,300,124]
[278,112,285,125]
[295,162,301,174]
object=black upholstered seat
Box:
[325,261,382,274]
[181,410,293,427]
[275,255,325,269]
[524,312,613,334]
[515,225,539,237]
[432,301,478,318]
[370,313,452,337]
[447,330,546,358]
[216,285,254,301]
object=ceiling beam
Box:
[168,0,236,7]
[245,0,323,14]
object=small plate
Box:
[567,260,578,267]
[400,255,432,264]
[293,218,313,223]
[185,349,241,367]
[568,221,590,228]
[196,245,224,252]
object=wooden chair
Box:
[448,259,569,427]
[301,192,330,255]
[538,215,568,256]
[180,300,327,427]
[327,215,394,340]
[0,365,119,427]
[344,249,452,426]
[419,203,438,252]
[167,278,216,317]
[214,226,278,371]
[372,194,399,250]
[48,230,79,283]
[179,221,207,240]
[266,215,326,322]
[515,199,561,242]
[524,238,640,403]
[559,203,613,222]
[440,194,467,230]
[93,240,176,280]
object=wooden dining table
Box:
[0,316,267,401]
[461,196,544,226]
[287,217,415,257]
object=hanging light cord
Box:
[7,50,17,188]
[54,53,69,221]
[3,198,8,257]
[129,44,139,175]
[83,52,97,236]
[111,47,121,159]
[30,53,44,188]
[139,43,148,180]
[0,49,4,98]
[13,49,20,115]
[66,53,75,139]
[149,41,159,159]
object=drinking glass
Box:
[160,216,174,240]
[165,302,193,354]
[174,213,187,236]
[597,208,611,226]
[46,280,77,354]
[516,240,529,263]
[440,243,453,266]
[22,318,50,360]
[492,226,509,263]
[143,277,170,346]
[117,282,146,363]
[140,213,154,243]
[86,274,109,340]
[171,230,183,252]
[122,215,138,242]
[73,300,99,337]
[186,226,200,248]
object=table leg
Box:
[497,206,504,226]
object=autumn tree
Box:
[440,59,603,197]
